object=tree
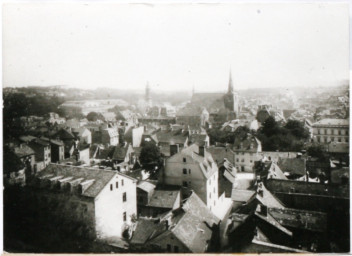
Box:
[307,144,326,159]
[284,120,310,140]
[139,141,163,171]
[86,112,105,122]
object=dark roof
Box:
[176,104,207,117]
[277,157,306,176]
[171,192,220,253]
[148,190,180,208]
[130,218,160,245]
[112,143,132,161]
[19,135,37,143]
[4,149,25,174]
[14,144,35,158]
[35,164,117,198]
[268,207,327,232]
[54,129,76,140]
[188,134,208,146]
[206,146,236,166]
[232,134,261,152]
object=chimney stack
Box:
[199,146,205,157]
[170,144,179,156]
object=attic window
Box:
[116,182,119,188]
[122,179,124,186]
[110,184,113,191]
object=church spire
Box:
[145,82,151,101]
[228,70,234,94]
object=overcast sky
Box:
[3,2,350,92]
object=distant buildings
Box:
[313,118,349,144]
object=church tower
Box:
[224,70,239,118]
[145,82,152,108]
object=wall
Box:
[132,127,144,148]
[148,232,190,253]
[95,174,137,238]
[79,148,90,164]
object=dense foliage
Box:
[256,117,310,151]
[3,93,65,139]
[139,141,163,171]
[86,111,105,122]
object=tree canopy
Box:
[86,112,105,122]
[139,141,163,171]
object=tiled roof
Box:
[155,129,188,144]
[147,190,180,209]
[313,118,349,127]
[130,218,160,245]
[35,164,118,198]
[112,143,132,161]
[171,192,220,253]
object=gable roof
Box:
[35,164,117,198]
[171,192,220,253]
[130,218,160,245]
[256,182,285,209]
[178,144,217,179]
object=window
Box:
[236,158,239,162]
[167,244,171,252]
[174,246,179,253]
[110,184,113,191]
[189,169,191,174]
[209,193,211,199]
[182,181,188,187]
[183,158,186,163]
[338,138,341,142]
[123,192,127,202]
[345,138,348,143]
[346,130,349,135]
[123,212,127,221]
[183,168,187,174]
[324,129,327,134]
[122,179,124,186]
[188,181,191,186]
[338,130,341,135]
[116,182,119,188]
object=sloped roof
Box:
[148,190,180,209]
[36,164,118,198]
[54,129,76,140]
[171,192,220,253]
[179,144,217,179]
[176,104,207,117]
[188,134,208,146]
[277,158,306,176]
[231,189,256,202]
[14,144,35,158]
[313,118,349,127]
[19,135,37,143]
[4,149,25,174]
[112,143,133,161]
[155,129,188,144]
[137,180,156,193]
[256,183,285,209]
[233,134,261,152]
[130,218,160,245]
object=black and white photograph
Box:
[2,1,350,253]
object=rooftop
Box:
[313,118,349,127]
[148,190,180,209]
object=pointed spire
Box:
[145,81,151,101]
[228,69,234,94]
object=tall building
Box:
[224,71,239,117]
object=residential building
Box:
[29,164,137,239]
[232,134,262,172]
[101,127,119,146]
[28,138,51,170]
[73,127,92,145]
[131,192,220,253]
[313,118,349,144]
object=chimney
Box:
[170,144,179,156]
[199,146,205,157]
[260,204,268,216]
